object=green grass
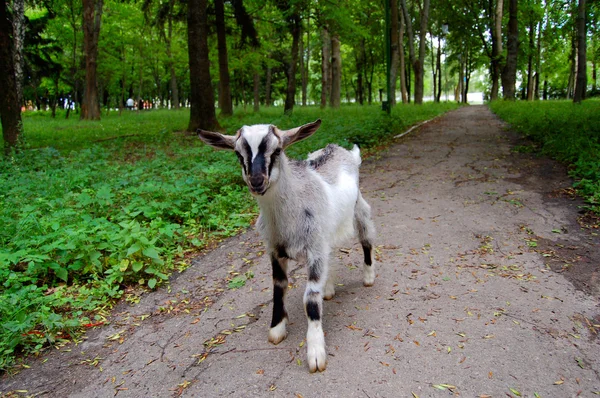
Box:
[489,99,600,210]
[0,103,459,371]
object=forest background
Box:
[0,0,599,373]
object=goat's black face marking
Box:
[235,151,247,174]
[269,148,281,176]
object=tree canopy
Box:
[1,0,599,147]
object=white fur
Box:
[306,322,327,373]
[242,124,271,161]
[268,318,288,345]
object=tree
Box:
[81,0,103,120]
[320,25,330,108]
[12,0,25,107]
[573,0,587,103]
[215,0,233,116]
[330,34,341,107]
[187,0,220,131]
[414,0,430,104]
[1,0,23,152]
[389,0,399,105]
[501,0,518,100]
[142,0,185,109]
[490,0,503,100]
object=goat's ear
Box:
[197,129,236,151]
[280,119,322,149]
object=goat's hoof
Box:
[363,266,375,286]
[323,285,335,300]
[307,345,328,373]
[268,319,288,345]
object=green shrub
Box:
[489,100,600,211]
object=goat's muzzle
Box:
[249,175,269,196]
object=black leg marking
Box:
[305,301,321,321]
[271,284,287,327]
[276,244,288,259]
[271,254,287,281]
[362,244,372,265]
[308,257,322,283]
[271,254,288,328]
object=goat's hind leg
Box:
[354,194,376,286]
[305,257,328,372]
[268,252,289,345]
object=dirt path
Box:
[2,105,599,397]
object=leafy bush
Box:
[489,100,600,211]
[0,103,458,370]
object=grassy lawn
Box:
[0,103,459,371]
[489,100,600,212]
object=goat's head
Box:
[198,119,321,196]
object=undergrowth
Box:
[489,100,600,211]
[0,103,458,371]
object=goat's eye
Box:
[235,151,244,163]
[271,148,281,158]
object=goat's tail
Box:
[351,144,362,167]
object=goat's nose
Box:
[249,175,264,188]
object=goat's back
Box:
[306,144,361,185]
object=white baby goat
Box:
[198,119,376,373]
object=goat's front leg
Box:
[305,257,328,372]
[268,252,288,345]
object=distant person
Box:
[126,98,134,110]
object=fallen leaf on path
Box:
[509,387,522,396]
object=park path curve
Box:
[2,105,599,397]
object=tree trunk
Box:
[167,0,179,109]
[490,0,503,100]
[567,34,576,99]
[301,16,310,106]
[215,0,232,116]
[265,65,272,107]
[12,0,25,108]
[431,35,436,102]
[573,0,587,103]
[413,0,430,104]
[501,0,518,100]
[526,18,535,101]
[1,0,23,153]
[535,20,542,99]
[436,37,442,101]
[187,0,220,131]
[321,26,330,108]
[400,0,416,103]
[330,35,341,107]
[399,9,408,103]
[389,0,399,106]
[458,54,464,102]
[253,72,260,112]
[81,0,103,120]
[284,15,301,114]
